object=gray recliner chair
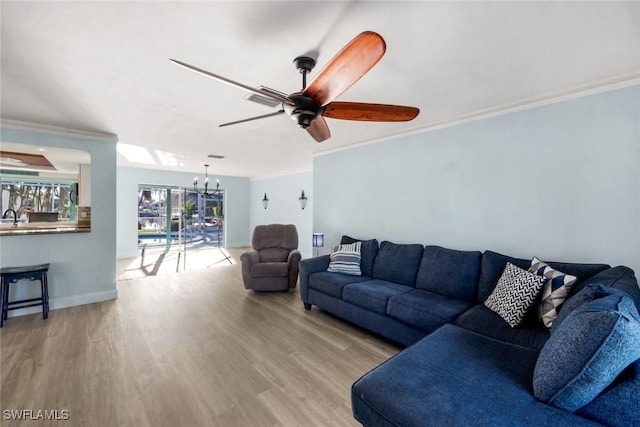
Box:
[240,224,301,292]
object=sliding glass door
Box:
[137,185,185,246]
[136,184,226,273]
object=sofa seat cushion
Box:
[387,290,474,332]
[251,262,288,277]
[308,271,371,299]
[352,324,599,427]
[416,245,481,301]
[454,304,550,350]
[372,241,424,286]
[343,280,413,315]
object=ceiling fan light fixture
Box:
[293,111,316,129]
[207,154,225,159]
[283,93,323,129]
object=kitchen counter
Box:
[0,223,90,236]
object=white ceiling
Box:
[2,1,639,179]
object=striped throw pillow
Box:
[327,241,362,276]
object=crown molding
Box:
[315,74,640,158]
[0,118,118,142]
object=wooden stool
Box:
[0,263,50,327]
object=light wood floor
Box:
[1,249,400,426]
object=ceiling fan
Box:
[170,31,419,143]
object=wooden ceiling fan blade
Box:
[170,59,294,106]
[323,102,419,122]
[219,110,285,127]
[303,31,386,107]
[306,116,331,142]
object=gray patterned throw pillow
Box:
[529,257,577,328]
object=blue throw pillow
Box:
[551,283,621,335]
[533,292,640,411]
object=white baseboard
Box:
[117,250,139,259]
[227,241,250,248]
[5,289,118,318]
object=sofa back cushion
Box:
[372,241,424,286]
[533,291,640,412]
[341,235,379,277]
[415,246,482,302]
[552,267,640,334]
[477,250,610,303]
[569,266,640,310]
[577,359,640,426]
[548,266,640,421]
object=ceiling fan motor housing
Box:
[283,93,324,129]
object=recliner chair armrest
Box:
[287,249,302,289]
[240,249,260,289]
[287,249,302,267]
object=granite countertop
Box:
[0,223,90,236]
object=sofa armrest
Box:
[287,249,302,289]
[240,249,260,289]
[299,255,331,305]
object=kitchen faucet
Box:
[2,209,18,226]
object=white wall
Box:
[314,85,640,274]
[249,171,314,258]
[0,127,118,313]
[116,167,250,258]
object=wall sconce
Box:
[298,190,308,210]
[262,193,269,209]
[312,232,324,256]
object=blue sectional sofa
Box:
[298,237,640,426]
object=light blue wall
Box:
[116,167,250,258]
[314,85,640,274]
[0,127,118,313]
[249,171,314,258]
